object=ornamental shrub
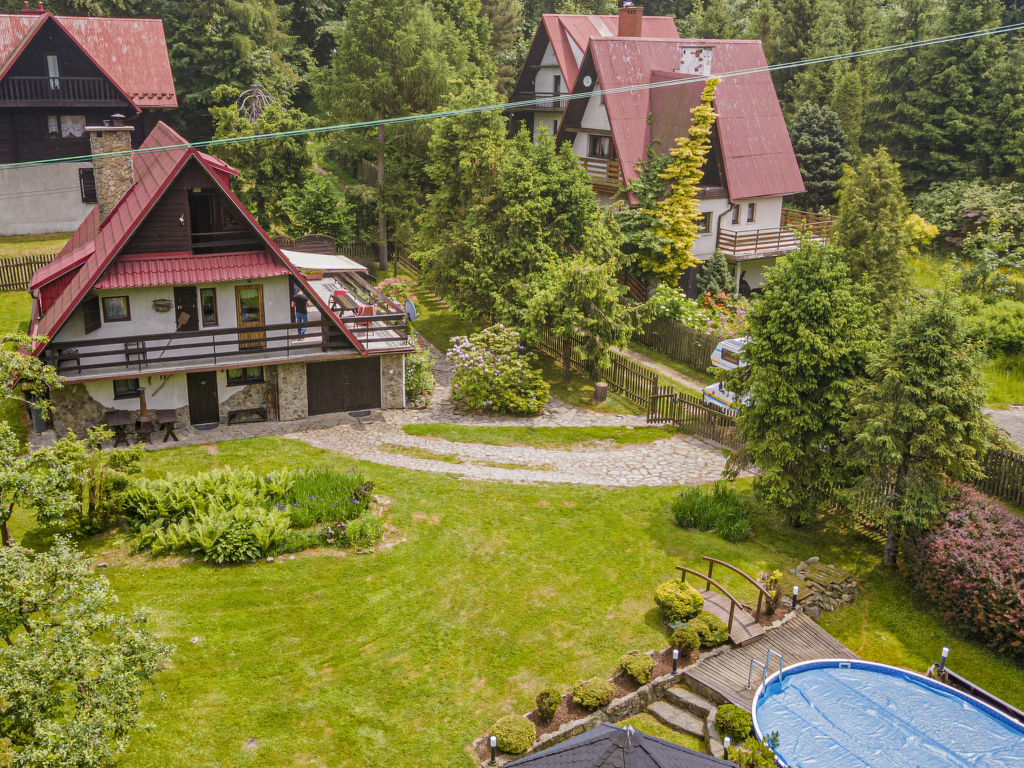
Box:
[571,678,615,710]
[535,687,561,723]
[491,714,535,754]
[405,338,435,406]
[960,295,1024,355]
[655,580,704,622]
[670,625,700,656]
[344,514,384,548]
[375,276,418,305]
[447,325,549,415]
[715,704,753,742]
[642,284,749,336]
[901,485,1024,659]
[671,482,750,542]
[618,650,656,685]
[689,611,730,648]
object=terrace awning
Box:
[280,249,367,273]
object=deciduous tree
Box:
[734,241,876,525]
[279,175,356,243]
[845,291,987,565]
[0,539,170,767]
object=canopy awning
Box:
[280,249,367,273]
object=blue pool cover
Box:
[753,660,1024,767]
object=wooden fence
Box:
[0,253,54,292]
[537,329,658,406]
[976,447,1024,506]
[647,385,742,448]
[337,241,415,272]
[633,316,722,372]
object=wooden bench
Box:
[227,407,267,425]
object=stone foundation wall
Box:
[276,363,308,421]
[379,353,406,409]
[50,383,106,436]
[220,382,273,423]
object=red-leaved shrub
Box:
[901,485,1024,659]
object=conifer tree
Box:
[653,78,719,284]
[830,69,863,153]
[833,148,911,309]
[617,147,671,286]
[734,241,876,526]
[696,250,732,296]
[846,291,987,565]
[788,103,853,210]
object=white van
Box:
[702,337,749,413]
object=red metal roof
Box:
[94,251,289,290]
[561,37,803,201]
[0,11,176,108]
[28,122,366,356]
[28,240,93,291]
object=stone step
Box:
[646,701,706,739]
[705,718,725,760]
[664,686,714,719]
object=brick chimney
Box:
[86,115,135,221]
[618,3,643,37]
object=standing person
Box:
[292,289,309,336]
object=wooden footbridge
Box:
[676,556,772,646]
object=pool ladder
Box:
[747,649,784,690]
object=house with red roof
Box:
[27,119,413,438]
[0,3,176,235]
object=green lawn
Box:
[984,352,1024,409]
[10,438,1022,768]
[0,232,70,259]
[0,291,32,441]
[629,342,715,390]
[402,424,676,450]
[909,254,956,292]
[618,713,707,752]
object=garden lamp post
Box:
[937,646,950,675]
[672,648,679,674]
[792,585,799,609]
[489,735,497,765]
[723,736,730,759]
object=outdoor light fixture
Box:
[489,735,497,765]
[792,585,800,609]
[672,648,679,674]
[937,646,950,674]
[723,736,731,758]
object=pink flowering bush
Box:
[446,325,549,414]
[375,276,417,306]
[699,291,749,336]
[901,485,1024,659]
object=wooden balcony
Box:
[191,230,265,254]
[579,156,623,192]
[717,209,834,262]
[0,76,124,106]
[513,91,567,111]
[45,314,410,381]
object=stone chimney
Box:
[86,115,135,221]
[618,3,643,37]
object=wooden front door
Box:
[306,358,381,415]
[234,284,265,349]
[186,371,219,425]
[174,286,199,331]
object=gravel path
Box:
[987,406,1024,449]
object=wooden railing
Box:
[514,91,567,111]
[717,209,833,261]
[578,156,623,191]
[191,231,265,254]
[0,253,55,293]
[648,385,741,448]
[0,76,123,104]
[537,328,658,406]
[703,557,773,620]
[676,565,747,635]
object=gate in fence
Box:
[648,385,741,449]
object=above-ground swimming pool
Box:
[752,659,1024,767]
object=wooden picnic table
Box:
[103,410,132,447]
[155,409,179,442]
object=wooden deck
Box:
[699,589,765,646]
[681,613,857,709]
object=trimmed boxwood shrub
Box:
[715,704,753,741]
[655,580,704,622]
[689,611,730,648]
[670,625,700,656]
[492,714,536,754]
[535,687,561,724]
[902,485,1024,659]
[572,678,615,710]
[618,650,655,685]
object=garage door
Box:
[306,357,381,415]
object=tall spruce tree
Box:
[788,103,853,210]
[734,241,876,526]
[830,69,864,153]
[696,250,733,295]
[833,148,911,309]
[617,147,672,287]
[846,291,987,565]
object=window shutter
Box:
[83,295,101,334]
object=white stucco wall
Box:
[0,162,94,236]
[579,98,611,132]
[82,367,259,412]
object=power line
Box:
[1,20,1022,172]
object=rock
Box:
[267,557,275,562]
[190,636,200,644]
[806,556,819,564]
[289,555,295,560]
[95,562,110,568]
[806,605,822,621]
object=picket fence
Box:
[633,316,723,372]
[0,253,53,293]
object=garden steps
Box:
[664,685,715,719]
[646,700,706,739]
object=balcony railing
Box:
[579,156,623,192]
[0,76,123,105]
[717,209,833,261]
[45,315,410,379]
[191,230,265,254]
[513,91,567,111]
